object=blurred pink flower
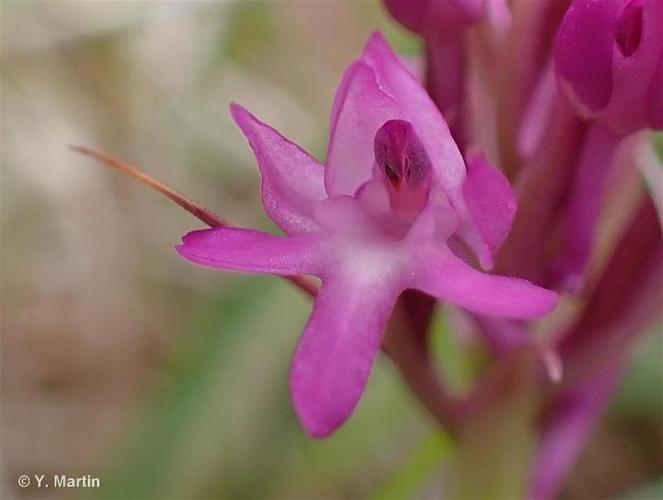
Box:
[555,0,663,134]
[553,0,663,288]
[532,198,662,500]
[176,33,558,438]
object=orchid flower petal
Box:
[329,61,361,146]
[326,62,403,197]
[231,104,327,235]
[409,247,558,319]
[290,274,402,438]
[461,154,517,268]
[360,33,467,210]
[176,227,324,276]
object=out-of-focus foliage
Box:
[0,2,660,499]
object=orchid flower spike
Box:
[177,33,558,438]
[555,0,663,135]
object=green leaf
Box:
[96,280,284,499]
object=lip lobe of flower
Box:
[616,0,644,57]
[373,119,432,212]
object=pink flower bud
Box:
[555,0,663,134]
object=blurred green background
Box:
[1,2,661,499]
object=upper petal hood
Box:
[360,33,467,209]
[327,34,466,209]
[328,33,505,267]
[326,62,403,197]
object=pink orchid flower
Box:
[176,33,558,438]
